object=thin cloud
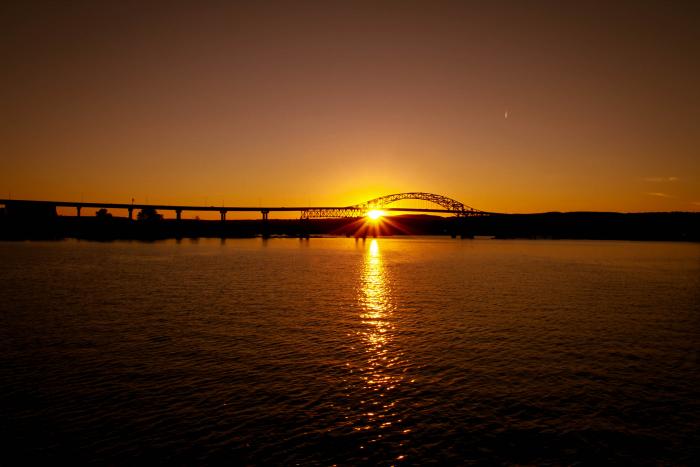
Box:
[647,192,672,198]
[643,176,678,182]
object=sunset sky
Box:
[2,1,699,214]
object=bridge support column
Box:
[456,216,474,239]
[76,206,81,217]
[128,208,133,220]
[176,209,182,221]
[261,210,270,238]
[300,217,310,238]
[220,210,227,222]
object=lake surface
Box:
[1,238,698,465]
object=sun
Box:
[366,209,385,220]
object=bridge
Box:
[300,192,487,218]
[0,192,492,221]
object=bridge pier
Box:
[261,210,270,238]
[176,209,182,221]
[300,217,310,238]
[76,206,81,217]
[453,216,474,239]
[220,210,227,222]
[128,208,133,220]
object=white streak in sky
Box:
[643,176,678,182]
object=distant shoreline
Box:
[1,212,698,242]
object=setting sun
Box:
[366,210,385,220]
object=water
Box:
[1,238,698,465]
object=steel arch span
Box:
[301,192,489,219]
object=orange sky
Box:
[2,1,699,214]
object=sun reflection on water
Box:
[352,239,408,458]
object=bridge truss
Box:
[300,192,488,219]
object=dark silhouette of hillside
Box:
[461,212,700,241]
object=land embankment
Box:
[0,210,698,241]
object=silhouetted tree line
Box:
[96,208,112,219]
[137,207,162,221]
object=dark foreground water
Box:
[1,238,698,465]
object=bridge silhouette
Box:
[1,192,492,221]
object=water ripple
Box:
[0,238,698,464]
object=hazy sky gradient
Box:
[2,1,699,213]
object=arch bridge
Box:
[1,192,491,221]
[300,192,489,219]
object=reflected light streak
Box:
[352,239,409,456]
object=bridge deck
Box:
[0,199,490,215]
[0,197,495,220]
